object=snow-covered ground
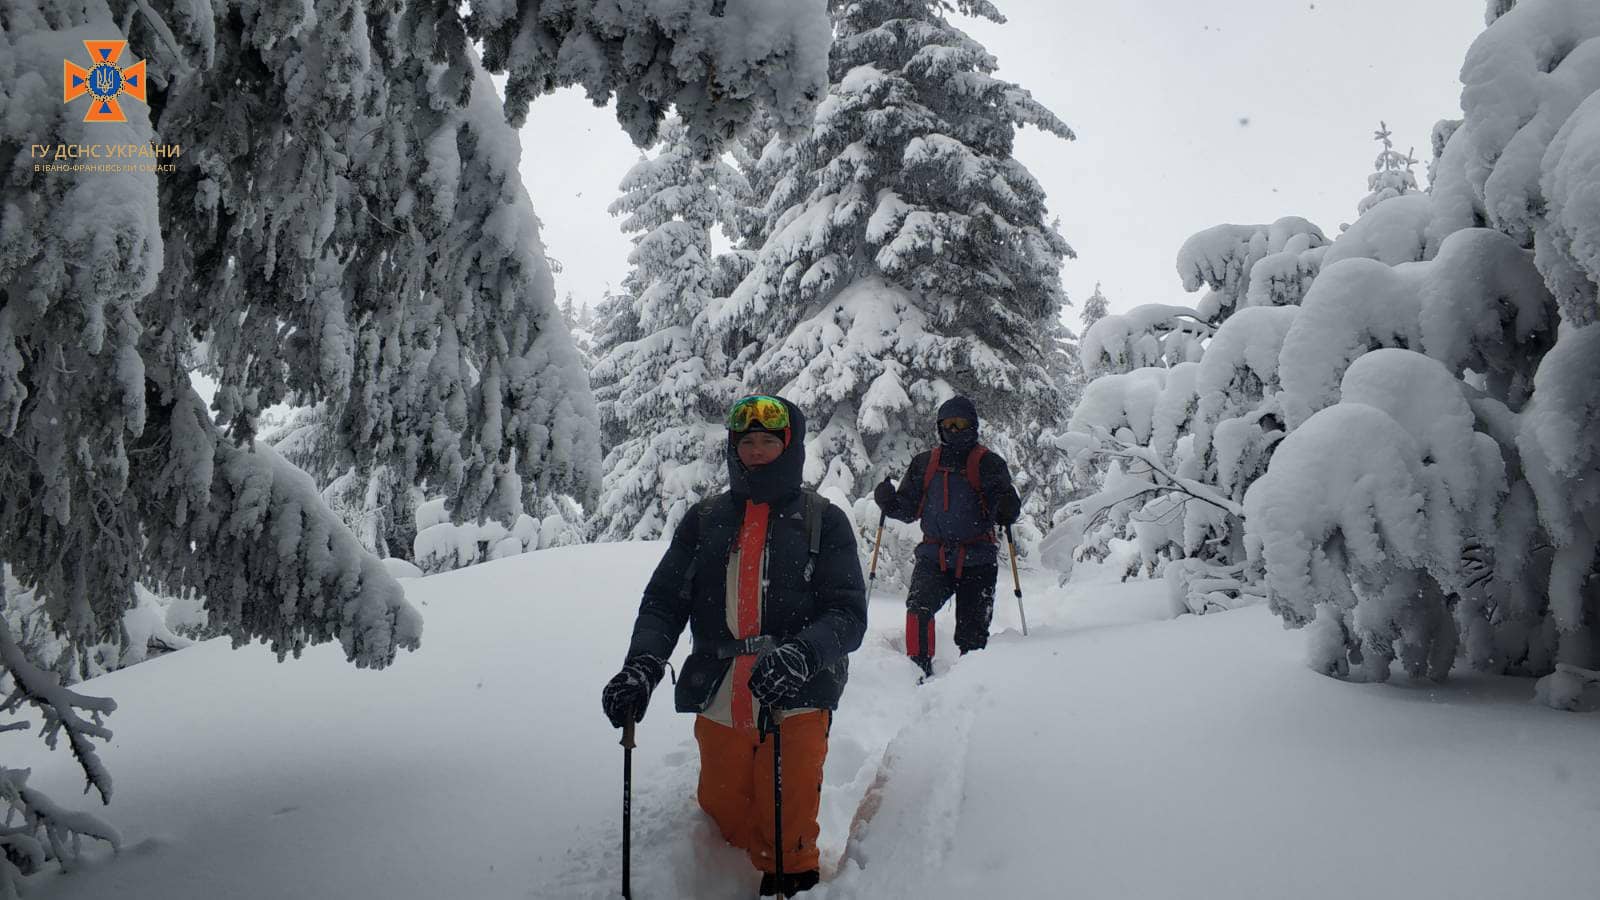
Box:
[4,542,1596,899]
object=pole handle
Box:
[621,720,636,750]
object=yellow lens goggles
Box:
[939,417,973,432]
[726,395,790,432]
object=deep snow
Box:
[3,542,1596,899]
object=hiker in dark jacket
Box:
[874,396,1020,679]
[601,394,866,897]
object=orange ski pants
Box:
[693,710,830,874]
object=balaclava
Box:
[935,395,980,452]
[726,395,808,505]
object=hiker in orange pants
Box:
[602,395,867,896]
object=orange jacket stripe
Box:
[731,499,770,731]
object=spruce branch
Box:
[0,619,116,805]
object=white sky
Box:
[516,0,1487,323]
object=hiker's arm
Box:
[882,454,927,523]
[982,454,1021,525]
[796,505,868,665]
[626,504,699,660]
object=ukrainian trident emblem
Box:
[63,40,147,123]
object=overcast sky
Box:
[515,0,1486,324]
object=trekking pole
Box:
[867,511,887,588]
[760,708,787,899]
[1005,525,1028,636]
[621,719,635,899]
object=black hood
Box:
[936,395,980,450]
[727,395,807,504]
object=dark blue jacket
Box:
[625,399,868,713]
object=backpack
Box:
[915,444,990,520]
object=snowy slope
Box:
[3,543,1596,900]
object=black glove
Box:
[994,492,1020,527]
[873,478,897,512]
[748,641,818,708]
[601,654,666,728]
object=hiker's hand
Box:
[601,654,666,728]
[748,641,817,708]
[994,492,1020,527]
[873,478,896,512]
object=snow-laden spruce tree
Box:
[1356,121,1420,216]
[560,295,600,366]
[1080,282,1111,333]
[0,0,828,881]
[1045,215,1328,606]
[1245,0,1600,703]
[1250,230,1557,679]
[591,118,750,541]
[1014,315,1082,546]
[707,0,1077,554]
[194,42,605,563]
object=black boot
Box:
[760,870,821,895]
[911,655,933,682]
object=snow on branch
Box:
[1176,217,1327,322]
[136,390,423,671]
[1322,193,1436,268]
[1540,88,1600,325]
[1079,305,1211,378]
[0,768,121,876]
[1090,437,1244,520]
[1455,0,1600,250]
[1280,227,1557,428]
[473,0,832,152]
[0,610,120,893]
[0,619,115,805]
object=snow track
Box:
[530,591,979,899]
[827,682,984,898]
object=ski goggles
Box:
[939,417,973,432]
[726,395,790,433]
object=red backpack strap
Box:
[915,446,942,519]
[965,445,990,517]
